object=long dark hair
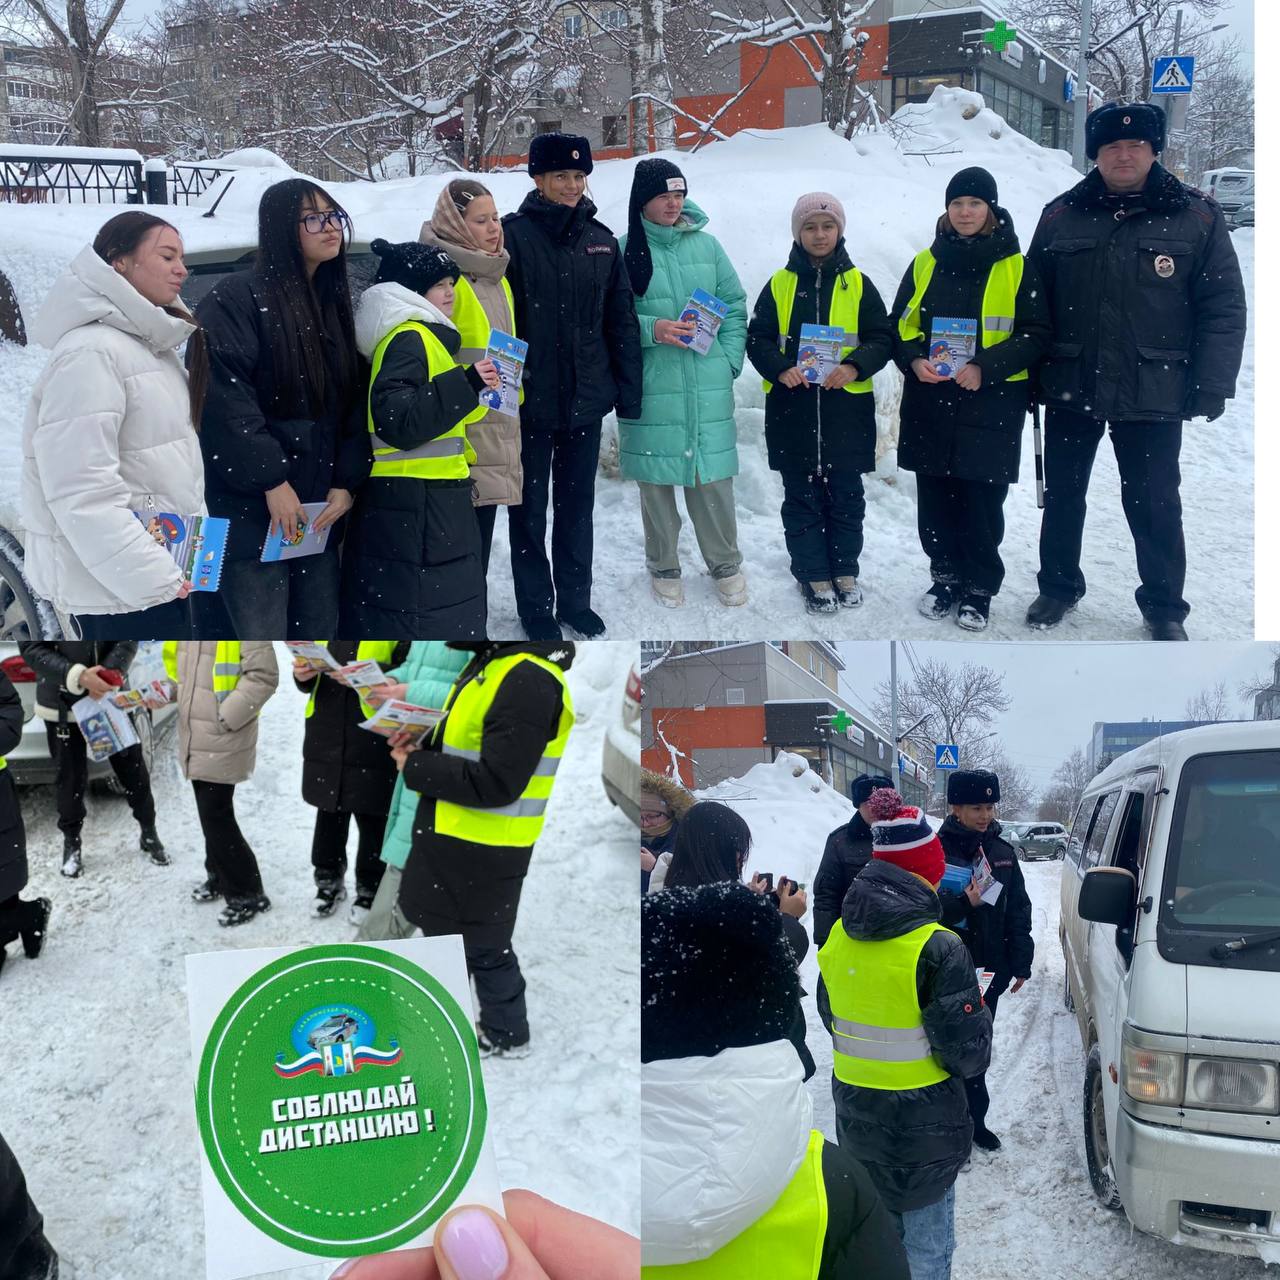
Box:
[664,801,753,890]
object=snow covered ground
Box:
[696,754,1271,1276]
[0,86,1253,640]
[0,641,639,1278]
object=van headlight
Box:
[1184,1058,1279,1114]
[1121,1042,1184,1106]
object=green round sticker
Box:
[195,944,486,1255]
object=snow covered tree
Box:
[1038,745,1093,825]
[1184,680,1232,722]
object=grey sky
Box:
[835,642,1275,794]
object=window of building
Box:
[600,7,627,29]
[537,118,562,135]
[211,63,223,80]
[725,688,745,705]
[602,114,624,147]
[563,13,584,37]
[892,72,971,113]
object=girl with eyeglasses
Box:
[186,179,369,638]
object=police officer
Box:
[813,772,892,945]
[1025,101,1246,640]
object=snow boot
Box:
[20,897,52,959]
[9,1230,59,1279]
[834,576,863,608]
[520,614,562,642]
[972,1126,1002,1152]
[957,594,991,633]
[714,572,748,607]
[139,825,169,866]
[60,834,82,879]
[650,576,684,608]
[218,894,271,928]
[800,581,838,615]
[556,607,607,640]
[312,880,347,918]
[476,1027,531,1060]
[1025,593,1075,630]
[191,878,221,903]
[1147,619,1188,641]
[349,891,375,928]
[918,582,956,620]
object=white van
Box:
[1060,721,1280,1263]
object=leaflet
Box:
[133,510,229,592]
[285,642,343,673]
[479,329,528,419]
[357,699,445,745]
[797,324,845,384]
[928,316,977,377]
[976,968,997,997]
[72,694,139,762]
[112,679,173,712]
[261,502,332,563]
[938,862,973,895]
[335,660,390,691]
[974,850,1003,905]
[678,288,730,356]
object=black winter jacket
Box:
[813,812,874,947]
[818,1140,911,1280]
[503,192,643,430]
[192,271,371,561]
[937,816,1035,979]
[338,318,487,639]
[892,209,1051,484]
[296,640,412,815]
[746,239,893,475]
[818,859,992,1213]
[19,642,137,722]
[1027,163,1246,424]
[0,674,27,902]
[398,642,574,945]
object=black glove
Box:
[1185,392,1226,422]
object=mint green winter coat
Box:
[618,201,747,487]
[377,641,470,871]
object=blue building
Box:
[1088,720,1223,774]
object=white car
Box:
[602,661,641,826]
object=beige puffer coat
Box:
[418,224,522,507]
[172,642,278,784]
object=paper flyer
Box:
[261,503,332,564]
[285,642,343,674]
[185,938,502,1280]
[335,660,389,692]
[134,510,230,592]
[678,288,730,356]
[928,316,978,377]
[72,693,139,761]
[938,862,972,896]
[357,700,444,745]
[479,329,528,419]
[797,324,845,384]
[974,850,1003,905]
[112,679,173,712]
[976,968,997,997]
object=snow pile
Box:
[0,641,638,1278]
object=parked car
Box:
[1202,167,1254,220]
[0,642,177,788]
[1014,822,1067,861]
[602,660,641,827]
[1227,202,1254,232]
[1059,721,1280,1264]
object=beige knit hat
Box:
[791,191,846,241]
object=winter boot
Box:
[312,880,347,918]
[20,897,52,959]
[218,894,272,928]
[834,576,863,608]
[957,594,991,633]
[139,825,170,866]
[60,834,82,879]
[520,614,563,642]
[972,1126,1002,1152]
[349,890,376,928]
[476,1026,531,1060]
[800,581,838,615]
[714,571,748,607]
[10,1230,59,1279]
[1147,619,1189,641]
[556,607,607,640]
[1025,593,1075,630]
[191,878,222,903]
[918,582,957,620]
[650,576,684,608]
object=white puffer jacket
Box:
[21,245,206,617]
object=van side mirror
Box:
[1079,867,1137,925]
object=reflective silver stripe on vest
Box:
[984,316,1014,333]
[371,432,466,462]
[213,664,240,677]
[830,1033,934,1063]
[443,743,562,777]
[487,796,549,818]
[831,1017,930,1045]
[441,744,482,762]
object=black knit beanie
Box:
[945,166,999,208]
[642,882,799,1062]
[370,238,459,295]
[624,158,688,298]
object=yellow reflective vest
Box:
[762,267,873,396]
[817,919,952,1090]
[897,249,1029,382]
[452,275,517,351]
[304,641,400,720]
[432,653,574,848]
[162,641,243,704]
[642,1129,827,1279]
[368,321,482,480]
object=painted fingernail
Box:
[439,1208,510,1280]
[328,1262,357,1279]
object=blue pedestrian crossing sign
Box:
[1152,55,1195,95]
[935,744,960,770]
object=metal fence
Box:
[0,154,144,204]
[167,162,234,206]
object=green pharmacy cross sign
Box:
[829,709,854,734]
[984,20,1017,53]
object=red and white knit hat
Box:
[866,788,945,886]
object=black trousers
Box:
[0,1128,45,1277]
[476,503,498,577]
[191,780,263,901]
[45,721,156,839]
[508,422,601,620]
[1037,409,1188,623]
[197,549,341,640]
[916,475,1010,598]
[963,971,1011,1134]
[465,940,528,1044]
[311,809,388,895]
[778,464,866,582]
[74,596,191,640]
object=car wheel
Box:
[1055,843,1066,859]
[0,529,62,640]
[1083,1044,1124,1211]
[102,710,154,795]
